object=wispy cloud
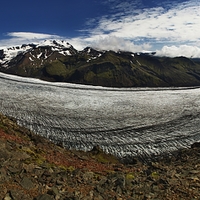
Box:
[156,45,200,58]
[0,32,62,48]
[83,0,200,56]
[89,35,151,52]
[1,0,200,58]
[89,0,200,44]
[0,31,148,52]
[8,32,61,40]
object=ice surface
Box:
[0,72,200,160]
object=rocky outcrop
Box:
[191,142,200,148]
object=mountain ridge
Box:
[1,40,200,87]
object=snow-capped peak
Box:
[37,40,72,49]
[36,40,75,56]
[0,44,33,66]
[0,40,75,66]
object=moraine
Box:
[0,72,200,161]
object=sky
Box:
[0,0,200,57]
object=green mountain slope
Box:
[1,45,200,87]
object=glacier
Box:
[0,72,200,161]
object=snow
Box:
[59,50,71,56]
[87,48,91,53]
[0,72,200,160]
[37,40,71,49]
[0,40,73,66]
[0,45,32,65]
[37,52,43,59]
[29,57,34,61]
[44,49,48,59]
[66,50,71,55]
[37,40,53,47]
[30,52,36,58]
[87,56,99,62]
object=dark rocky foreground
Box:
[0,113,200,200]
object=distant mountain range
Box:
[1,40,200,87]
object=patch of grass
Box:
[126,173,135,180]
[97,71,114,79]
[22,147,46,165]
[84,71,96,82]
[45,60,68,77]
[151,171,159,179]
[67,166,75,172]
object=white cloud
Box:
[156,45,200,58]
[65,37,90,51]
[1,0,200,57]
[7,32,61,40]
[90,2,200,43]
[66,34,151,52]
[0,32,62,48]
[84,0,200,56]
[89,35,151,52]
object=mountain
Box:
[1,40,200,87]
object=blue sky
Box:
[0,0,200,57]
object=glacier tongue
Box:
[0,72,200,161]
